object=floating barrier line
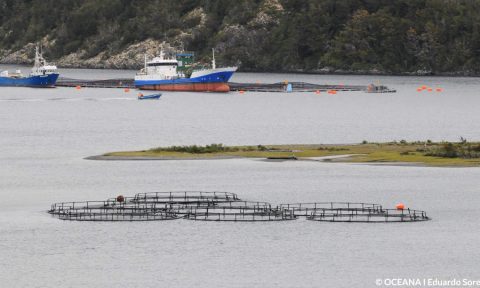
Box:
[55,78,396,93]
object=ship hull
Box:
[135,69,235,92]
[0,74,59,87]
[138,82,231,92]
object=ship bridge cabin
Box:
[32,65,58,76]
[138,51,180,80]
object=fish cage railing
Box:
[49,196,253,215]
[48,195,246,221]
[204,200,272,208]
[49,198,138,214]
[308,208,430,223]
[185,207,296,222]
[170,199,269,211]
[50,198,174,213]
[50,204,179,221]
[181,201,274,212]
[280,202,384,217]
[56,209,178,221]
[182,201,297,221]
[133,191,241,203]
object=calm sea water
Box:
[1,66,479,288]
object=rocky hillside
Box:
[1,0,480,75]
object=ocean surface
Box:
[1,66,479,287]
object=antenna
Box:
[212,48,216,70]
[34,44,40,68]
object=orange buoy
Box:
[436,88,443,92]
[427,88,433,92]
[239,90,245,94]
[396,203,405,210]
[421,85,427,89]
[124,88,130,93]
[417,88,422,92]
[315,90,320,94]
[116,195,125,203]
[75,85,81,90]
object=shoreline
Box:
[86,153,468,168]
[2,62,480,78]
[85,155,244,161]
[86,142,480,167]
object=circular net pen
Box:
[48,197,178,221]
[307,207,430,223]
[280,202,384,217]
[184,201,297,222]
[131,191,245,216]
[280,202,430,222]
[132,191,240,205]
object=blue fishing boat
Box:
[138,93,162,100]
[0,46,59,88]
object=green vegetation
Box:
[151,143,238,154]
[2,0,480,74]
[423,141,480,159]
[102,141,480,167]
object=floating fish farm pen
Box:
[132,191,250,217]
[48,192,430,223]
[48,198,178,221]
[280,202,429,223]
[56,77,134,88]
[184,201,296,222]
[308,208,429,223]
[280,202,384,217]
[133,191,240,205]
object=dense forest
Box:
[1,0,480,74]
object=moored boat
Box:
[138,93,162,100]
[0,46,59,88]
[134,48,237,92]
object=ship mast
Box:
[34,45,41,69]
[212,48,216,70]
[34,44,47,69]
[144,54,147,73]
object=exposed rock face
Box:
[0,39,165,69]
[56,39,165,69]
[262,0,283,11]
[251,0,283,28]
[0,43,36,65]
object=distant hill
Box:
[1,0,480,75]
